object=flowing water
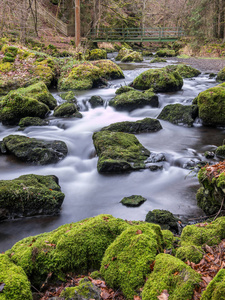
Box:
[0,56,225,252]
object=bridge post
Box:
[75,0,80,46]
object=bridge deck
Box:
[88,27,185,43]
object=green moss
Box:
[156,49,176,57]
[120,195,147,207]
[59,91,77,102]
[92,59,124,80]
[6,215,130,287]
[115,86,134,95]
[174,64,201,78]
[2,45,18,57]
[150,57,167,63]
[217,67,225,82]
[18,117,49,129]
[162,230,176,252]
[132,67,183,92]
[2,56,15,63]
[0,61,14,72]
[215,145,225,159]
[176,245,203,264]
[157,104,198,127]
[142,51,154,56]
[142,254,201,300]
[115,47,133,61]
[201,269,225,300]
[145,209,179,233]
[86,49,107,60]
[100,223,163,299]
[54,102,81,118]
[121,51,143,62]
[0,254,32,300]
[92,131,150,173]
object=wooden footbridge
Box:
[87,27,185,43]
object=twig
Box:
[213,197,225,221]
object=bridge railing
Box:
[88,27,185,42]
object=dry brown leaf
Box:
[136,229,143,235]
[101,289,111,300]
[133,296,141,300]
[157,289,169,300]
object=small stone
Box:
[120,195,147,207]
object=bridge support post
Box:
[75,0,80,46]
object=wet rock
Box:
[109,89,158,111]
[142,50,154,56]
[115,86,134,95]
[92,131,150,173]
[148,165,163,171]
[86,49,107,60]
[166,64,201,78]
[115,47,133,61]
[204,151,215,159]
[131,67,183,92]
[157,104,198,127]
[89,95,104,108]
[145,152,166,163]
[121,51,143,62]
[54,102,82,118]
[216,66,225,81]
[101,118,162,133]
[0,174,65,218]
[145,209,179,233]
[2,135,68,165]
[18,117,49,129]
[215,145,225,159]
[155,49,176,57]
[120,195,147,207]
[59,91,77,102]
[150,57,167,63]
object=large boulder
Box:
[86,49,107,60]
[1,135,68,164]
[195,83,225,126]
[115,86,134,95]
[0,174,65,219]
[115,47,133,61]
[170,64,201,78]
[109,89,158,111]
[89,95,104,108]
[157,103,198,127]
[100,223,163,299]
[0,254,32,300]
[142,254,201,300]
[18,117,49,129]
[53,102,82,118]
[155,48,176,57]
[58,60,124,90]
[196,161,225,215]
[131,67,183,92]
[121,51,143,62]
[145,209,179,233]
[101,117,162,133]
[92,131,150,173]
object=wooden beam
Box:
[75,0,80,46]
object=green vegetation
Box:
[145,209,179,233]
[201,269,225,300]
[53,102,82,118]
[86,49,107,60]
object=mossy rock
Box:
[0,91,49,125]
[217,67,225,82]
[2,45,18,57]
[150,57,167,63]
[201,269,225,300]
[156,49,176,57]
[195,84,225,126]
[54,102,82,118]
[59,91,77,102]
[172,64,201,78]
[33,58,58,86]
[92,59,124,80]
[101,117,162,133]
[0,254,32,300]
[86,49,107,60]
[0,174,64,219]
[92,131,150,173]
[3,56,15,63]
[176,217,225,263]
[145,209,179,233]
[89,95,104,108]
[162,229,176,252]
[18,117,49,129]
[142,51,154,56]
[215,145,225,159]
[157,104,198,127]
[141,253,201,300]
[109,89,158,111]
[115,47,133,61]
[196,166,225,215]
[121,51,143,62]
[120,195,147,207]
[60,277,101,300]
[100,223,163,299]
[131,67,183,92]
[115,86,134,95]
[6,214,130,287]
[2,135,68,165]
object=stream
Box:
[0,55,225,252]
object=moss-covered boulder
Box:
[156,49,176,57]
[101,118,162,133]
[215,145,225,159]
[217,66,225,82]
[60,277,101,300]
[121,51,143,62]
[150,57,167,63]
[196,162,225,215]
[59,91,77,102]
[0,174,64,219]
[58,60,124,90]
[131,67,183,92]
[6,214,130,287]
[142,254,201,300]
[115,86,134,95]
[171,64,201,78]
[86,49,107,60]
[89,95,104,108]
[0,254,32,300]
[92,131,150,173]
[54,102,82,118]
[100,223,163,299]
[120,195,147,207]
[115,47,133,61]
[176,217,225,264]
[2,135,68,165]
[201,269,225,300]
[157,104,198,127]
[18,117,49,129]
[109,89,158,111]
[195,84,225,126]
[142,51,154,56]
[145,209,179,233]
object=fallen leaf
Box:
[134,296,141,300]
[136,230,143,235]
[157,289,169,300]
[104,264,109,269]
[101,289,111,299]
[112,257,117,261]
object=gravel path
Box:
[170,57,225,73]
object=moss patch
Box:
[201,269,225,300]
[120,195,147,207]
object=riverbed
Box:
[0,55,225,252]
